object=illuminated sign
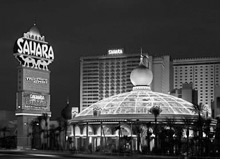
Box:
[71,107,79,118]
[13,33,54,71]
[19,68,50,93]
[25,93,47,107]
[26,77,48,84]
[14,38,54,60]
[108,49,123,55]
[17,92,50,111]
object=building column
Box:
[73,124,76,149]
[86,122,89,151]
[100,121,103,149]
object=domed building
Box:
[69,56,197,152]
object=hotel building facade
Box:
[173,57,220,111]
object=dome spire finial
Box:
[140,47,144,65]
[33,16,37,26]
[67,97,69,104]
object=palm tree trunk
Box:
[154,117,158,151]
[147,123,150,153]
[100,121,103,150]
[186,127,189,156]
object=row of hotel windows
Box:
[174,64,218,68]
[174,67,219,73]
[174,77,218,82]
[174,72,217,76]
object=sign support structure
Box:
[13,24,54,150]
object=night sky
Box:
[0,0,219,120]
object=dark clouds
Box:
[0,0,219,119]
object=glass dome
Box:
[76,87,195,117]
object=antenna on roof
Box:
[140,47,144,65]
[33,16,37,26]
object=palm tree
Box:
[0,126,9,148]
[182,118,193,156]
[133,120,142,153]
[56,117,63,150]
[29,120,38,148]
[149,105,162,152]
[174,124,184,155]
[146,122,152,153]
[203,118,212,155]
[165,118,175,154]
[191,103,206,155]
[41,113,49,149]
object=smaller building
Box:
[170,82,198,105]
[211,85,220,118]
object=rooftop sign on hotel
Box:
[108,49,124,55]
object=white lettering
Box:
[36,43,42,57]
[17,38,24,53]
[30,94,45,100]
[29,41,36,55]
[42,44,48,58]
[108,49,123,55]
[48,46,54,60]
[23,40,30,55]
[25,77,48,84]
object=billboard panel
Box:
[17,92,50,111]
[20,68,50,93]
[71,107,79,118]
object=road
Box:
[0,149,187,159]
[0,149,107,159]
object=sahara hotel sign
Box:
[13,31,54,71]
[14,27,53,113]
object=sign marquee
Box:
[15,38,54,60]
[19,68,50,93]
[13,30,54,71]
[16,92,50,111]
[26,77,48,84]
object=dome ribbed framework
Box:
[76,89,195,117]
